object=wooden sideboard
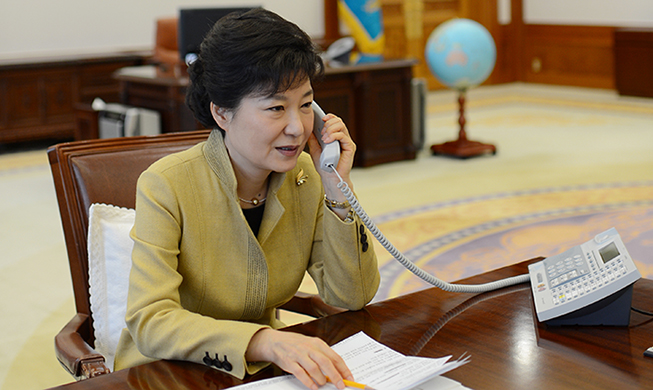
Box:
[115,59,418,167]
[0,52,148,144]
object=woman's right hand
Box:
[246,328,353,390]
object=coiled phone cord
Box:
[329,166,530,294]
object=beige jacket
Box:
[114,130,379,379]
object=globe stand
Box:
[430,89,496,159]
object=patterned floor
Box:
[371,182,653,301]
[2,82,653,389]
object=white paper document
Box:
[330,332,469,390]
[231,331,470,390]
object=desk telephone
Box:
[528,228,641,325]
[312,102,641,325]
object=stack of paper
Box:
[331,332,470,390]
[233,331,471,390]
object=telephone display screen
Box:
[599,242,620,264]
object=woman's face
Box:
[213,79,315,179]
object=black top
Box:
[242,204,266,238]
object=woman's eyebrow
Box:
[265,89,314,102]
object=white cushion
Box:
[87,203,135,370]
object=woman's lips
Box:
[276,145,299,157]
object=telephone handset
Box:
[314,103,639,325]
[312,101,341,171]
[312,100,530,295]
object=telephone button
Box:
[595,233,609,243]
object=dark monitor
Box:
[178,7,257,64]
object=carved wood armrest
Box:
[280,292,347,318]
[54,313,111,380]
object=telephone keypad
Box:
[549,258,627,305]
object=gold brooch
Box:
[296,169,308,186]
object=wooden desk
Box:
[114,66,199,136]
[48,260,653,389]
[114,60,418,167]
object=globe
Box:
[425,18,496,90]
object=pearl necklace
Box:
[238,196,267,206]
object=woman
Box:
[113,8,380,390]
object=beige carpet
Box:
[1,82,652,389]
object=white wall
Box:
[1,0,652,59]
[524,0,653,27]
[0,0,324,59]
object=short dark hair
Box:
[186,8,324,129]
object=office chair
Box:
[48,130,343,380]
[152,17,183,74]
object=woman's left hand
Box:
[306,113,356,215]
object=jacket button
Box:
[212,353,223,369]
[221,356,232,372]
[362,242,369,252]
[203,352,213,367]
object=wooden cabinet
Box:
[615,28,653,98]
[315,60,417,167]
[0,53,147,143]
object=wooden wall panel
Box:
[375,1,618,91]
[381,0,460,90]
[522,25,615,89]
[325,0,637,92]
[381,0,408,60]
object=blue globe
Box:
[425,18,496,90]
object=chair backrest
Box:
[48,130,211,340]
[153,17,183,74]
[155,17,179,52]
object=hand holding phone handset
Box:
[311,101,341,171]
[312,101,530,294]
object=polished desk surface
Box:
[50,260,653,389]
